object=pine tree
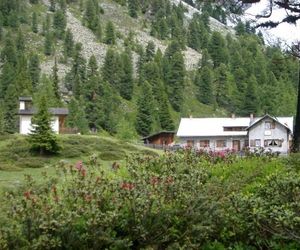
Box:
[0,103,4,135]
[105,21,116,45]
[67,98,89,134]
[53,9,66,39]
[16,29,26,53]
[241,75,259,116]
[208,31,228,68]
[52,58,60,100]
[135,81,153,136]
[63,29,74,59]
[1,33,17,66]
[27,95,61,155]
[145,41,155,62]
[44,32,53,56]
[102,48,121,88]
[195,66,214,105]
[28,54,41,89]
[119,49,134,100]
[0,62,16,98]
[3,83,18,134]
[32,12,38,33]
[158,91,174,131]
[128,0,138,18]
[15,54,33,95]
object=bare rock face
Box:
[41,0,204,74]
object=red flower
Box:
[23,191,31,200]
[121,182,135,191]
[150,176,159,186]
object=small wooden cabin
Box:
[142,131,175,146]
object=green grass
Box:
[0,134,159,192]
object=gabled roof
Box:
[246,114,293,133]
[177,116,294,137]
[19,96,33,101]
[19,108,69,116]
[142,131,176,140]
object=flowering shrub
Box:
[0,151,300,249]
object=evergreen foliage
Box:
[28,54,41,89]
[3,83,18,134]
[27,95,60,155]
[32,12,38,33]
[195,66,214,105]
[105,21,116,45]
[135,81,153,136]
[67,97,89,134]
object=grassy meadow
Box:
[0,134,158,192]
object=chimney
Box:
[231,113,235,119]
[250,113,254,124]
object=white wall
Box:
[179,136,248,151]
[20,115,59,135]
[19,101,25,110]
[248,118,290,154]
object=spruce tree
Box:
[44,32,53,56]
[63,29,74,59]
[32,12,38,33]
[158,91,174,131]
[0,62,15,98]
[195,66,214,105]
[105,21,116,45]
[128,0,138,18]
[16,29,26,53]
[242,75,259,116]
[3,83,18,134]
[52,58,60,100]
[53,9,66,39]
[67,98,89,134]
[145,41,155,62]
[28,54,41,89]
[119,49,134,100]
[208,31,228,68]
[27,95,60,155]
[1,33,17,66]
[135,81,153,136]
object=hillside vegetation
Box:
[0,0,298,139]
[1,149,300,248]
[0,134,158,191]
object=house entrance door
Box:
[232,140,241,151]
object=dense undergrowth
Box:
[1,149,300,249]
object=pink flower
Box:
[75,161,83,171]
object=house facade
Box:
[142,131,176,146]
[177,115,293,154]
[18,97,69,135]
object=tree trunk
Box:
[293,60,300,152]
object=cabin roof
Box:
[19,108,69,116]
[142,131,176,140]
[19,96,33,101]
[177,116,294,137]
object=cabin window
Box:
[255,139,261,147]
[200,140,210,147]
[264,139,282,147]
[187,140,194,147]
[265,121,275,130]
[223,126,247,131]
[216,140,226,148]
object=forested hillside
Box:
[0,0,298,138]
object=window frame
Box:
[200,140,210,148]
[216,140,227,148]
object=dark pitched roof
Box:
[142,131,176,140]
[19,96,33,101]
[246,114,291,133]
[19,108,69,116]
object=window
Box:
[216,140,226,148]
[265,121,275,130]
[255,139,261,147]
[200,140,210,147]
[264,139,282,147]
[223,126,247,131]
[187,140,194,147]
